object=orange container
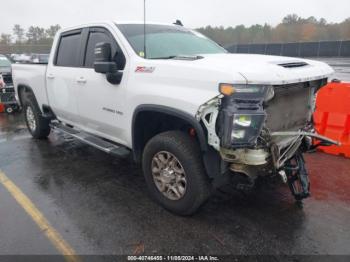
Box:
[314,82,350,158]
[0,103,4,113]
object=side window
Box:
[84,29,126,70]
[55,32,82,67]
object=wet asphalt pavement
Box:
[314,58,350,82]
[0,113,350,259]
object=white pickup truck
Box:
[12,21,338,215]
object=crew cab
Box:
[12,21,338,215]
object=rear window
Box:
[55,32,82,67]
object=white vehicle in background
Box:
[30,54,50,64]
[11,53,31,63]
[11,21,338,215]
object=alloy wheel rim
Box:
[151,151,187,201]
[26,106,36,132]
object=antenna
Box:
[143,0,147,58]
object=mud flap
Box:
[285,151,310,202]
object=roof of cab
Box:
[115,21,180,27]
[57,21,183,36]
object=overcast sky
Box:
[1,0,349,33]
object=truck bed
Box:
[11,64,48,108]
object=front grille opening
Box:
[266,84,311,132]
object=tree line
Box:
[0,24,61,45]
[197,14,350,46]
[1,14,350,48]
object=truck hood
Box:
[130,53,334,118]
[196,54,334,85]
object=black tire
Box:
[23,92,51,139]
[142,131,211,215]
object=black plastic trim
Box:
[16,84,32,106]
[16,85,42,114]
[17,86,53,120]
[131,104,226,178]
[42,104,57,120]
[132,104,208,157]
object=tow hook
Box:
[284,151,310,204]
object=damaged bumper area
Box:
[197,79,339,201]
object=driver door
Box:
[75,27,128,144]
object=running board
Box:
[50,122,131,158]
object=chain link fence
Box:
[2,40,350,57]
[226,40,350,57]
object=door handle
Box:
[47,74,55,79]
[76,77,87,84]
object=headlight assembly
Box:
[218,84,268,148]
[230,113,266,145]
[219,83,275,102]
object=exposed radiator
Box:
[265,80,326,132]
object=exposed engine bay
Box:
[197,79,339,202]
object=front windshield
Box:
[117,24,227,59]
[0,56,11,67]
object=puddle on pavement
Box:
[0,113,30,142]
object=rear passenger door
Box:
[46,29,84,125]
[75,27,128,144]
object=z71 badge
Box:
[135,66,155,73]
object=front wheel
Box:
[23,93,51,139]
[142,131,211,215]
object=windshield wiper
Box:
[149,55,204,60]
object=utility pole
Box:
[143,0,147,58]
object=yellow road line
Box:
[0,170,80,262]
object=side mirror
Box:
[94,42,123,84]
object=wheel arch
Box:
[17,84,33,107]
[132,105,208,163]
[17,84,55,118]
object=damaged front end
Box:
[197,79,339,203]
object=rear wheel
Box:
[142,131,211,215]
[23,93,51,139]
